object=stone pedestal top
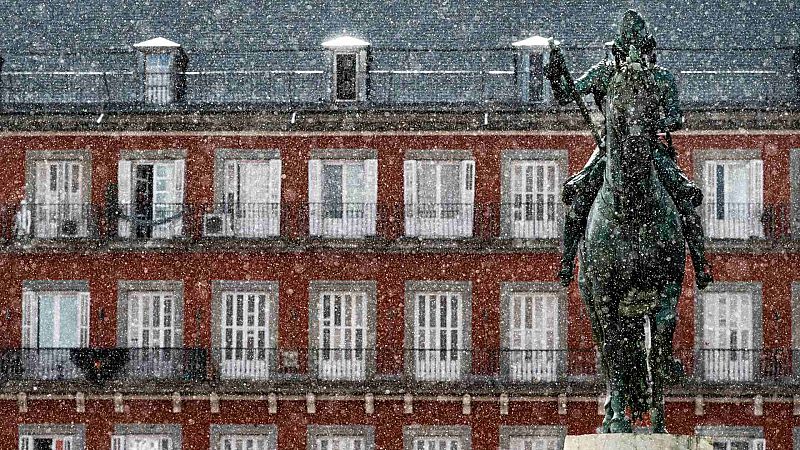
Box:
[565,434,713,450]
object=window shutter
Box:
[269,159,282,236]
[79,291,90,347]
[308,159,323,235]
[18,436,31,450]
[703,293,718,348]
[21,291,35,348]
[117,160,132,238]
[357,49,368,101]
[111,435,125,450]
[364,159,378,235]
[223,160,238,207]
[461,160,475,236]
[172,294,183,348]
[34,161,50,204]
[404,160,417,236]
[703,161,717,238]
[127,293,139,347]
[749,159,763,238]
[173,159,185,236]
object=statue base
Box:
[565,434,712,450]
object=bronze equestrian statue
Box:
[546,10,714,433]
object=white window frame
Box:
[703,159,763,239]
[404,151,475,238]
[500,150,567,240]
[512,37,553,104]
[19,435,74,450]
[322,37,370,103]
[309,157,378,238]
[500,426,566,450]
[211,281,279,380]
[33,161,86,238]
[403,426,471,450]
[309,281,376,381]
[404,281,472,382]
[112,435,174,450]
[307,425,374,450]
[697,282,762,383]
[117,281,184,379]
[501,283,566,382]
[117,151,185,239]
[19,425,85,450]
[221,159,282,238]
[210,425,277,450]
[696,427,765,450]
[510,160,561,239]
[21,281,89,380]
[694,150,763,241]
[24,150,92,239]
[112,425,181,450]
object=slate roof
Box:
[0,0,797,110]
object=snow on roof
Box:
[133,37,181,48]
[321,36,370,48]
[512,35,551,49]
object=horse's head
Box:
[604,46,661,211]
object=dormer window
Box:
[133,37,184,105]
[322,36,370,103]
[512,36,551,104]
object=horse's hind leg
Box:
[649,319,667,433]
[650,281,683,433]
[579,265,615,433]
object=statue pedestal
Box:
[565,434,712,450]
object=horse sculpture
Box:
[578,48,686,433]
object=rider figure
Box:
[549,9,714,290]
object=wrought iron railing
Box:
[673,348,793,382]
[308,202,377,238]
[0,347,208,382]
[0,201,792,244]
[703,202,792,240]
[201,203,281,238]
[11,203,100,239]
[2,347,797,385]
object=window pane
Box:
[335,53,357,100]
[323,164,344,218]
[529,52,544,101]
[440,164,460,205]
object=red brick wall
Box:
[0,131,797,449]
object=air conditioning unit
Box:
[203,214,227,237]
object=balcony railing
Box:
[2,347,797,386]
[0,348,208,382]
[202,203,281,238]
[12,203,99,239]
[704,202,792,240]
[117,203,187,239]
[675,348,793,383]
[0,201,792,244]
[213,347,277,380]
[309,202,377,238]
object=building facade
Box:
[0,1,799,449]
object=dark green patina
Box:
[546,10,713,433]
